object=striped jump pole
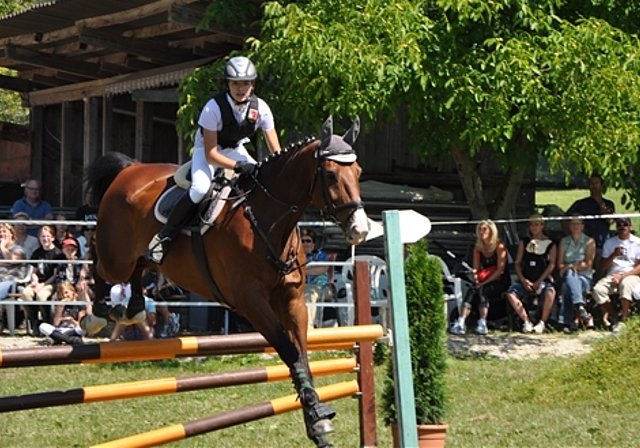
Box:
[91,380,359,448]
[0,358,356,412]
[0,324,383,368]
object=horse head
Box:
[313,116,370,245]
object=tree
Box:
[181,0,640,218]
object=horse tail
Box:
[86,152,136,207]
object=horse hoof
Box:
[311,419,335,437]
[80,315,107,334]
[109,305,146,325]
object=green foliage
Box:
[382,238,448,425]
[0,68,29,125]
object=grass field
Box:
[2,321,640,447]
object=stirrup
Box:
[144,234,170,264]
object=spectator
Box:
[0,222,17,259]
[11,179,53,237]
[505,214,557,333]
[143,269,181,338]
[108,282,155,341]
[566,174,615,276]
[76,225,95,259]
[301,228,331,329]
[12,212,40,258]
[591,217,640,333]
[557,216,596,332]
[21,225,66,335]
[451,220,510,335]
[74,190,97,235]
[54,213,74,248]
[38,280,86,346]
[0,245,31,335]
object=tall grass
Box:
[2,324,640,447]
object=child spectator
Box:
[38,280,86,345]
[12,212,40,258]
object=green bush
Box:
[382,238,449,425]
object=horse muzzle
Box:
[344,208,370,245]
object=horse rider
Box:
[145,56,282,264]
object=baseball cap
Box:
[62,238,78,249]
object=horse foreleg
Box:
[239,297,335,445]
[109,267,146,325]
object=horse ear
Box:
[342,115,360,146]
[319,116,333,149]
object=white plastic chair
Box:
[432,255,464,321]
[341,255,389,329]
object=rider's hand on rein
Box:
[234,161,257,176]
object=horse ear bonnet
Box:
[316,115,359,163]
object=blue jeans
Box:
[561,270,591,324]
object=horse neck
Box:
[253,143,318,240]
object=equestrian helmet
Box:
[224,56,257,81]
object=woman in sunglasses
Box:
[301,229,330,329]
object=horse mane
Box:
[86,152,137,207]
[257,136,317,172]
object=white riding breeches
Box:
[189,145,256,203]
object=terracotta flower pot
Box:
[391,423,449,448]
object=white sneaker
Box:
[522,321,534,333]
[533,321,546,334]
[476,320,488,335]
[612,321,626,335]
[450,322,465,335]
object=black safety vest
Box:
[212,92,259,149]
[521,236,555,282]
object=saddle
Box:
[154,161,234,236]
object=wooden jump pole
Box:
[0,358,356,413]
[0,324,383,368]
[90,380,359,448]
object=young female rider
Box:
[145,56,282,264]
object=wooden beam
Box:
[135,101,154,162]
[31,107,44,182]
[76,0,199,30]
[131,89,180,103]
[169,4,259,40]
[78,28,193,64]
[30,74,69,88]
[0,74,32,92]
[5,44,101,79]
[83,97,100,181]
[102,95,113,155]
[60,102,74,206]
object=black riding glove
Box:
[233,161,257,176]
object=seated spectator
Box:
[558,216,596,332]
[38,281,86,346]
[11,179,53,237]
[301,228,331,329]
[505,214,557,333]
[12,212,40,258]
[591,217,640,333]
[451,220,510,335]
[108,282,155,341]
[0,222,17,259]
[76,225,95,259]
[21,225,66,335]
[143,269,180,338]
[0,245,31,334]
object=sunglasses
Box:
[617,222,630,227]
[84,228,96,232]
[301,238,314,243]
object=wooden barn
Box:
[0,0,536,263]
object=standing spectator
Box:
[566,174,615,277]
[142,269,181,338]
[38,280,86,346]
[12,212,40,258]
[451,220,510,335]
[54,213,74,248]
[11,179,53,237]
[591,217,640,333]
[74,190,97,235]
[301,228,330,329]
[21,225,66,334]
[505,214,557,333]
[557,216,596,332]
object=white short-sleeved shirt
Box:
[602,234,640,275]
[193,93,275,151]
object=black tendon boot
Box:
[144,192,198,264]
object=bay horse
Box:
[86,116,369,447]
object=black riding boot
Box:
[144,192,199,264]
